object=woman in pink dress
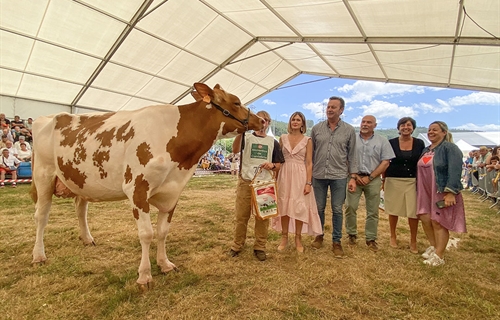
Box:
[272,112,322,252]
[417,121,466,266]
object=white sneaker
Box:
[422,246,435,259]
[423,252,445,266]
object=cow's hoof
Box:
[32,259,47,266]
[137,281,154,292]
[159,263,177,274]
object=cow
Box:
[30,83,264,290]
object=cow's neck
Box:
[166,101,227,170]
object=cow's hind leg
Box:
[135,210,154,290]
[157,209,177,273]
[75,197,95,245]
[32,188,54,264]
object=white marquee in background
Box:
[0,0,499,118]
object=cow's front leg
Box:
[156,209,177,273]
[136,210,154,290]
[75,197,95,245]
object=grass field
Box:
[0,175,499,320]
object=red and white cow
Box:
[30,83,263,290]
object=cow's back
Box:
[32,106,184,201]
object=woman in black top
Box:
[384,117,425,253]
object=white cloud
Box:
[447,92,500,106]
[356,100,418,120]
[263,99,276,105]
[280,113,289,118]
[337,81,425,103]
[302,101,327,119]
[454,123,500,131]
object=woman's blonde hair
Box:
[430,121,454,143]
[287,112,307,134]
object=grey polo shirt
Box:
[311,120,358,180]
[356,133,395,174]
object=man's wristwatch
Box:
[368,175,374,181]
[271,163,276,170]
[350,175,356,180]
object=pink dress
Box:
[416,151,467,233]
[272,135,322,235]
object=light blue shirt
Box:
[356,133,395,174]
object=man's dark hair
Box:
[329,96,345,109]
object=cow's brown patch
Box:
[92,150,110,179]
[124,165,133,183]
[166,103,219,170]
[57,156,87,188]
[116,121,135,142]
[133,174,150,213]
[73,146,87,165]
[133,208,139,220]
[137,142,153,166]
[59,113,114,147]
[54,114,73,130]
[95,128,116,147]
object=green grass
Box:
[1,179,499,320]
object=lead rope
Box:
[238,132,245,178]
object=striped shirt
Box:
[311,120,358,180]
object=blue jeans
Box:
[312,178,347,243]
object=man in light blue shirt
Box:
[345,115,395,252]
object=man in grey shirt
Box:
[311,96,358,258]
[345,115,395,252]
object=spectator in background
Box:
[310,96,358,258]
[229,153,240,176]
[11,126,23,142]
[384,117,426,253]
[0,113,10,128]
[14,135,31,151]
[464,151,474,189]
[0,147,21,188]
[345,115,395,252]
[16,142,32,162]
[0,135,8,149]
[486,146,500,165]
[4,140,17,157]
[10,115,25,130]
[25,117,33,133]
[417,121,466,266]
[2,128,14,142]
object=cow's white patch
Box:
[205,103,213,110]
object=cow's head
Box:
[192,83,264,137]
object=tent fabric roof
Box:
[1,0,499,114]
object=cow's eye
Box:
[234,102,241,106]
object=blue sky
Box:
[251,74,500,131]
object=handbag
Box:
[250,167,279,220]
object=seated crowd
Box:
[0,113,33,188]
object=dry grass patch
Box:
[1,176,499,320]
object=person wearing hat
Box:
[0,147,21,188]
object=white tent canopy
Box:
[455,139,476,155]
[1,0,499,118]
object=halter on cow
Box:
[30,83,264,291]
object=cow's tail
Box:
[29,152,38,204]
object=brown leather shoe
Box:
[366,240,379,252]
[311,235,324,249]
[332,242,345,258]
[348,234,357,246]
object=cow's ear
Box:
[193,83,213,103]
[191,91,202,101]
